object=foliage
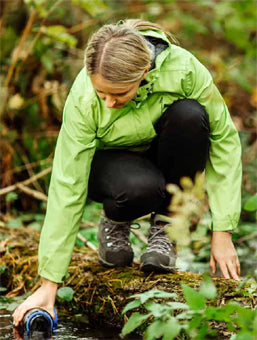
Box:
[166,173,207,247]
[57,286,74,302]
[121,274,257,340]
[244,193,257,213]
[1,2,256,335]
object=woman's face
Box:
[90,73,146,109]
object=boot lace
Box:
[146,225,172,254]
[103,220,140,249]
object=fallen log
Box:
[0,226,256,332]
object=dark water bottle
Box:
[21,308,58,337]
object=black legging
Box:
[88,99,210,221]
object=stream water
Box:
[0,309,142,340]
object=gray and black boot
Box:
[97,213,134,267]
[140,214,176,273]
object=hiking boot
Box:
[97,213,134,267]
[140,214,176,273]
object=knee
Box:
[104,175,166,221]
[115,175,166,207]
[166,99,210,133]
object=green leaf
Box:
[199,273,217,300]
[144,320,166,340]
[122,299,141,315]
[0,265,7,274]
[42,25,78,47]
[181,284,206,310]
[166,301,189,310]
[206,303,238,323]
[121,312,150,336]
[162,317,181,340]
[6,218,23,229]
[72,0,107,16]
[5,192,18,203]
[187,315,202,332]
[244,193,257,212]
[27,222,42,231]
[144,301,170,318]
[131,289,177,304]
[57,286,74,302]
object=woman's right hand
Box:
[12,278,58,327]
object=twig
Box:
[235,232,257,244]
[14,0,65,82]
[77,232,97,252]
[0,167,52,196]
[2,157,52,176]
[16,183,48,202]
[80,220,98,228]
[0,0,9,31]
[16,145,45,193]
[131,229,148,244]
[0,221,6,228]
[4,9,38,88]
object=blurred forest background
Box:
[0,0,256,275]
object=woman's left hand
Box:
[210,231,240,280]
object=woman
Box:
[13,19,241,326]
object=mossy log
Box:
[0,226,256,330]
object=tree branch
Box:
[16,183,48,202]
[0,167,52,196]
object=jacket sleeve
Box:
[184,54,242,232]
[38,89,96,283]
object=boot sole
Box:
[140,257,175,273]
[98,256,132,268]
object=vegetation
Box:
[0,227,256,339]
[0,0,256,338]
[121,278,257,340]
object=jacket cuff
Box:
[210,216,239,232]
[38,267,67,284]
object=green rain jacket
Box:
[38,29,242,283]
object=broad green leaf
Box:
[42,26,78,47]
[166,301,189,310]
[131,289,177,304]
[206,304,238,323]
[181,284,206,310]
[57,286,74,302]
[0,265,7,274]
[72,0,107,16]
[6,218,23,229]
[162,317,181,340]
[187,315,202,332]
[175,311,191,320]
[121,312,150,336]
[27,221,42,231]
[235,331,255,340]
[5,192,18,203]
[144,320,167,340]
[199,273,217,300]
[122,299,141,315]
[144,301,170,318]
[1,301,19,312]
[244,193,257,212]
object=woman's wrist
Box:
[40,278,58,299]
[41,277,58,287]
[212,231,232,239]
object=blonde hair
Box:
[85,19,177,83]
